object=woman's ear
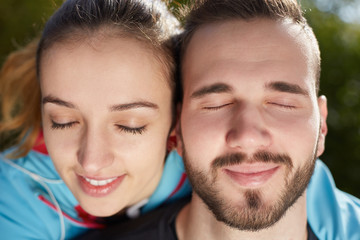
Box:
[167,130,177,152]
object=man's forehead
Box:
[181,18,316,97]
[183,19,313,73]
[185,18,308,56]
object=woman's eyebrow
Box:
[109,101,159,111]
[43,96,159,111]
[42,95,76,108]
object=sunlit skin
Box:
[40,36,173,216]
[176,19,328,239]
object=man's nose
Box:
[226,104,271,151]
[77,126,114,174]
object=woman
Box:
[0,0,190,239]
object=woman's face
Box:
[40,36,173,216]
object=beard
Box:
[182,146,317,231]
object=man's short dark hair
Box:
[176,0,321,102]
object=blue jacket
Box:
[307,160,360,240]
[0,149,191,240]
[1,149,359,239]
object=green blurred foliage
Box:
[303,2,360,197]
[0,0,359,197]
[0,0,62,64]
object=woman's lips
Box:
[223,164,279,188]
[78,175,125,197]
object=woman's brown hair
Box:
[0,39,42,158]
[1,0,181,158]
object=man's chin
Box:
[182,145,317,231]
[192,164,313,231]
[204,190,284,231]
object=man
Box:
[174,0,360,239]
[175,0,326,239]
[79,0,360,239]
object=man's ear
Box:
[316,95,328,157]
[175,103,184,157]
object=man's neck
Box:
[176,193,308,240]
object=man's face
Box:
[177,19,328,230]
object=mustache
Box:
[212,150,293,170]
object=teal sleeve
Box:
[142,150,192,213]
[0,151,90,240]
[307,160,360,240]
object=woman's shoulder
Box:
[0,149,92,239]
[0,149,59,179]
[140,150,192,214]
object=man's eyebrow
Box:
[265,81,309,96]
[42,95,76,108]
[191,83,233,99]
[110,101,159,111]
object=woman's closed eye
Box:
[51,120,79,130]
[116,125,146,135]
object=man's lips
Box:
[223,164,280,188]
[78,174,125,197]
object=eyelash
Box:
[51,120,77,130]
[269,102,296,109]
[116,125,146,135]
[51,120,146,135]
[203,103,233,111]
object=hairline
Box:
[178,16,321,103]
[37,24,176,95]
